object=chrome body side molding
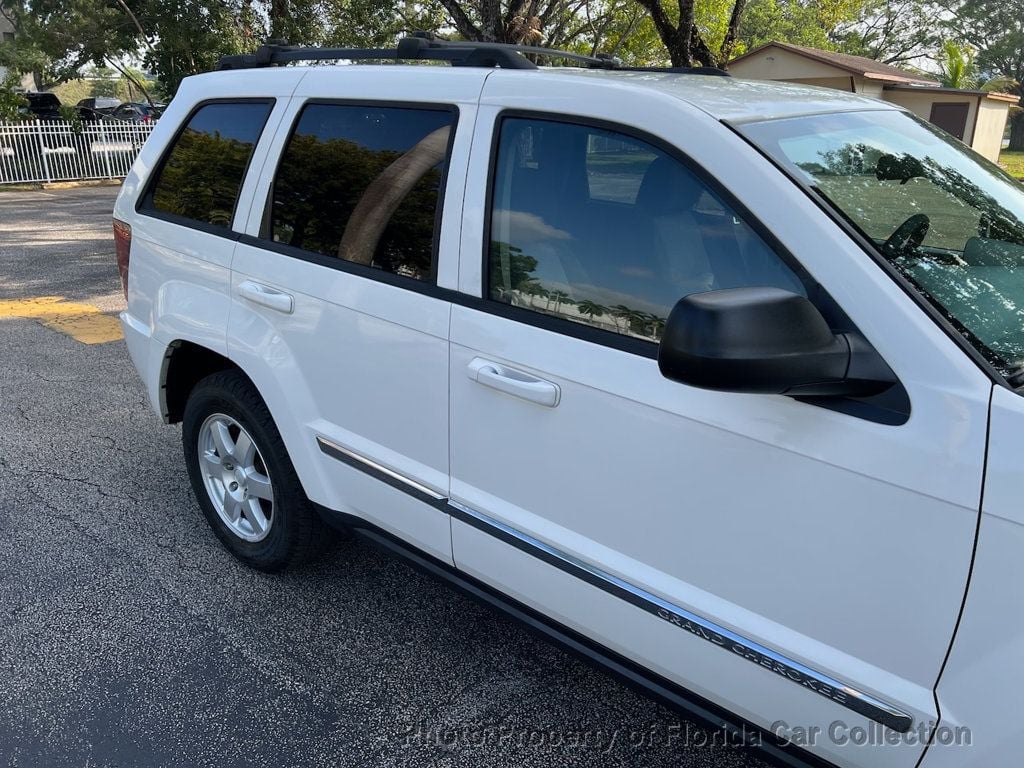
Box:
[317,436,913,733]
[448,500,912,733]
[316,436,446,507]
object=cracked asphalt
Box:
[0,186,768,768]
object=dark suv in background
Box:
[20,92,62,120]
[76,97,122,121]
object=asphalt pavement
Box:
[0,185,768,768]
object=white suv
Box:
[115,35,1024,768]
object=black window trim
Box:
[136,97,277,239]
[255,98,461,288]
[478,109,910,424]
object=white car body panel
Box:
[920,385,1024,767]
[226,67,489,564]
[113,62,1020,768]
[451,71,990,768]
[115,71,306,412]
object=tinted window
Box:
[488,117,803,342]
[745,110,1024,376]
[268,103,455,282]
[148,101,272,228]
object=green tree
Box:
[3,0,141,88]
[3,1,407,99]
[518,278,549,306]
[0,72,28,120]
[737,0,869,57]
[937,39,978,89]
[490,243,540,291]
[644,311,666,338]
[941,0,1024,149]
[610,303,634,332]
[547,288,571,312]
[832,0,938,65]
[628,0,737,67]
[576,299,607,320]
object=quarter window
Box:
[267,103,455,283]
[147,101,272,228]
[488,117,804,342]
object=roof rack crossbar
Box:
[215,32,731,77]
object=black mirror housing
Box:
[658,288,893,396]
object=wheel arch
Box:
[159,338,333,512]
[161,340,252,424]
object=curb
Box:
[0,179,123,192]
[43,179,123,191]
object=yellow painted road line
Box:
[0,296,123,344]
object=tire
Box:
[182,370,328,571]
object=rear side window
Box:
[267,103,456,283]
[146,101,273,228]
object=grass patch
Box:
[1000,150,1024,179]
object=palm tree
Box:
[645,313,667,339]
[576,300,607,324]
[611,304,634,333]
[519,279,547,308]
[548,289,571,314]
[625,309,649,336]
[938,40,978,90]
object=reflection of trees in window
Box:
[489,239,667,340]
[576,299,607,321]
[489,241,539,303]
[338,126,449,270]
[153,130,254,227]
[912,155,1024,248]
[802,143,883,176]
[272,128,447,281]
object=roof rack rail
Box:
[216,31,731,77]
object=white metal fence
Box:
[0,119,157,185]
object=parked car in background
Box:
[110,102,162,123]
[77,97,122,121]
[19,92,62,121]
[11,92,78,157]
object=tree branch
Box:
[110,0,155,54]
[633,0,690,66]
[719,0,748,66]
[438,0,482,40]
[479,0,503,40]
[105,56,153,106]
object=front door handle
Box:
[467,358,560,407]
[238,280,294,314]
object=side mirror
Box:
[657,287,894,396]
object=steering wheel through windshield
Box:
[882,213,930,258]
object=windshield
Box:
[742,109,1024,380]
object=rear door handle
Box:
[238,280,294,314]
[467,358,560,407]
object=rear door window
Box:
[144,100,273,229]
[265,103,456,283]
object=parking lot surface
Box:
[0,186,768,768]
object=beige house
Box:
[0,9,15,82]
[0,7,32,90]
[729,41,1017,162]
